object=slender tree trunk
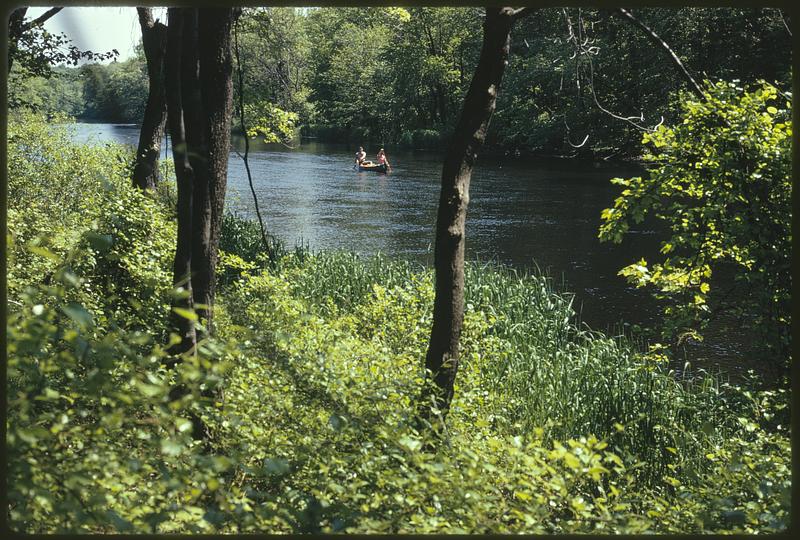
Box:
[133,8,168,190]
[164,7,196,354]
[420,7,516,426]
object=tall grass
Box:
[463,263,738,483]
[218,218,745,484]
[286,251,420,313]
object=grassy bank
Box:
[7,113,790,533]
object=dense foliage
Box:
[8,47,148,122]
[599,82,792,373]
[7,113,790,533]
[8,7,790,157]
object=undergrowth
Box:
[6,112,790,533]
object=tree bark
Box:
[162,7,238,445]
[164,7,196,354]
[191,8,238,334]
[420,7,516,426]
[133,8,168,190]
[164,7,238,343]
[7,8,28,74]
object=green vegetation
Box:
[9,7,790,157]
[7,112,790,533]
[600,82,792,372]
[8,47,147,122]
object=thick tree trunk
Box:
[163,7,238,445]
[420,7,516,425]
[164,7,196,354]
[191,9,237,333]
[133,8,168,190]
[7,9,27,74]
[164,7,237,341]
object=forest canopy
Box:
[8,6,791,157]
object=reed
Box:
[262,251,743,484]
[216,212,746,484]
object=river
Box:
[68,122,757,379]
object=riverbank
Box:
[60,120,767,380]
[8,112,790,533]
[71,118,645,164]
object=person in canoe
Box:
[354,146,367,168]
[377,148,391,171]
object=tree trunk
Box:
[164,7,196,354]
[191,8,238,334]
[420,7,516,426]
[133,8,168,191]
[162,7,238,444]
[163,7,239,338]
[7,8,28,74]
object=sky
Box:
[26,6,168,63]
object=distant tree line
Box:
[9,6,790,158]
[9,50,147,123]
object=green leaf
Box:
[85,231,114,252]
[563,452,581,469]
[62,302,93,328]
[173,307,198,321]
[160,438,184,456]
[263,457,291,477]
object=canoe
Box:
[358,162,388,173]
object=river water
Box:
[68,123,755,378]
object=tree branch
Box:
[614,7,706,101]
[23,7,63,30]
[776,9,792,38]
[508,7,537,21]
[137,6,155,31]
[233,17,272,255]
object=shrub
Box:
[6,112,789,534]
[599,81,791,371]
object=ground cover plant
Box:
[6,111,790,533]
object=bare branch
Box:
[585,50,664,132]
[233,17,272,254]
[557,7,666,135]
[23,7,63,30]
[776,9,792,37]
[563,116,590,148]
[614,7,706,101]
[509,7,536,21]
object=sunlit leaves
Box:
[244,101,299,145]
[599,82,791,358]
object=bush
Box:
[599,81,791,371]
[7,112,789,534]
[7,112,237,533]
[398,128,445,149]
[216,251,789,533]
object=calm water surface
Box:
[69,123,754,377]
